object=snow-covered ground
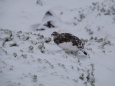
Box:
[0,0,115,86]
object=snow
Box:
[0,0,115,86]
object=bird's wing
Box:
[70,35,84,49]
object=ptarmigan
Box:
[51,31,89,57]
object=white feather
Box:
[58,42,79,51]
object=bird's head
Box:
[51,31,59,38]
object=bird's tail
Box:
[79,48,90,58]
[82,51,87,55]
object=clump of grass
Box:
[25,36,30,40]
[44,59,54,69]
[85,64,95,86]
[81,38,88,44]
[80,13,85,20]
[38,42,45,53]
[36,0,43,6]
[85,27,94,35]
[58,63,66,69]
[37,35,44,40]
[17,31,22,34]
[45,37,51,43]
[79,73,84,80]
[0,47,7,54]
[90,36,112,50]
[4,37,12,42]
[31,40,37,45]
[13,52,17,57]
[32,74,37,82]
[73,79,78,83]
[29,45,34,50]
[37,58,42,63]
[21,54,27,58]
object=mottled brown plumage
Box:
[51,31,88,56]
[52,32,83,48]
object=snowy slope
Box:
[0,0,115,86]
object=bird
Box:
[51,31,89,57]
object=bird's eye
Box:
[52,34,54,35]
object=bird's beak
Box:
[51,33,54,36]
